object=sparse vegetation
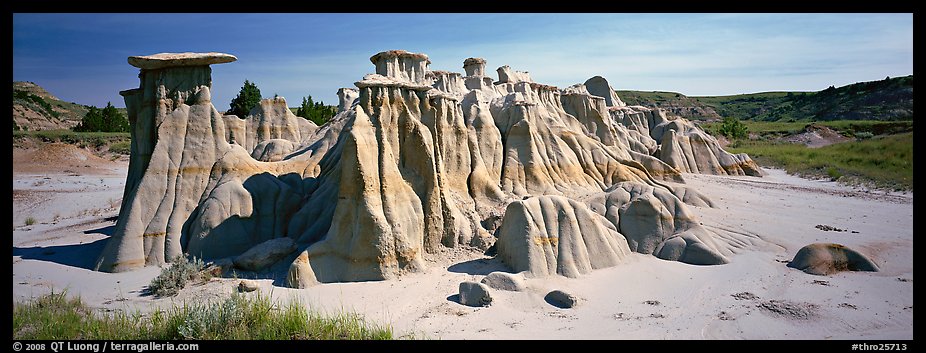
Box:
[14,89,60,119]
[702,120,913,139]
[13,130,131,151]
[229,79,262,118]
[854,131,874,140]
[25,217,36,226]
[693,76,913,122]
[620,75,913,123]
[13,291,394,340]
[12,82,91,130]
[146,256,207,297]
[109,140,132,155]
[728,132,913,191]
[615,90,720,120]
[717,116,748,139]
[294,95,337,126]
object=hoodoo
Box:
[97,50,763,286]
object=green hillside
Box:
[13,81,90,131]
[615,90,721,121]
[618,75,913,122]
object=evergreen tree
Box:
[74,102,129,132]
[229,79,262,118]
[294,95,336,126]
[101,102,129,132]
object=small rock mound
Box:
[787,243,879,276]
[496,195,631,278]
[783,123,850,148]
[237,279,259,292]
[14,142,114,174]
[481,272,527,291]
[545,290,579,308]
[233,238,296,272]
[459,281,493,307]
[758,299,818,320]
[286,251,317,289]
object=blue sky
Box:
[13,13,913,109]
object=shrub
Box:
[718,116,749,139]
[825,166,843,180]
[25,217,36,226]
[854,131,874,140]
[146,256,206,297]
[229,80,262,118]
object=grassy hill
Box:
[618,75,913,122]
[13,81,90,131]
[615,90,721,121]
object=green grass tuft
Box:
[108,140,132,155]
[13,291,394,340]
[728,132,913,191]
[25,217,36,226]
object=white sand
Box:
[12,165,912,339]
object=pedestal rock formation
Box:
[96,50,765,285]
[96,53,237,272]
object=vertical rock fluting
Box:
[337,87,359,112]
[295,53,497,282]
[582,76,763,177]
[370,50,431,84]
[584,75,627,108]
[100,50,764,283]
[496,195,632,278]
[234,97,317,158]
[96,53,237,272]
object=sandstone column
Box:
[96,52,236,272]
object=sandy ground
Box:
[12,146,913,340]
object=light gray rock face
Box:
[496,195,632,278]
[230,97,317,156]
[481,272,527,291]
[658,126,764,177]
[99,49,763,284]
[250,139,296,162]
[459,281,493,307]
[463,57,487,77]
[233,237,296,271]
[286,251,318,288]
[370,50,431,85]
[496,65,532,84]
[427,70,468,97]
[337,87,359,112]
[788,243,880,276]
[609,103,763,177]
[238,279,259,292]
[96,54,234,272]
[584,76,626,107]
[545,290,579,308]
[585,182,730,265]
[128,52,237,70]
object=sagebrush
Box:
[146,256,206,297]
